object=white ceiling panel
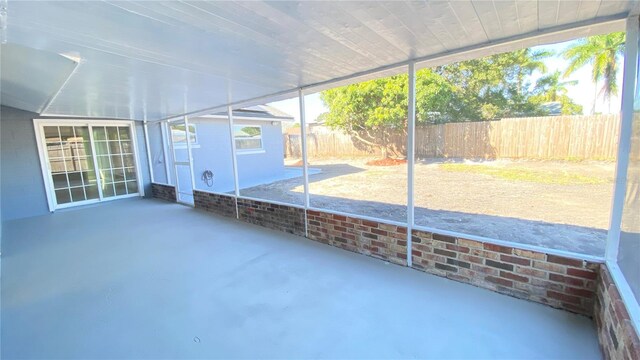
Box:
[1,0,636,121]
[0,43,77,113]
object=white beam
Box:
[227,105,241,219]
[406,62,416,267]
[160,121,171,184]
[184,116,196,195]
[298,90,311,210]
[142,120,154,184]
[299,89,311,237]
[606,15,639,262]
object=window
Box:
[234,125,263,151]
[171,123,197,147]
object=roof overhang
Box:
[1,1,637,122]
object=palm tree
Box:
[534,71,578,102]
[562,32,625,113]
[512,48,553,95]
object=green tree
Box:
[531,71,582,115]
[433,51,550,120]
[512,49,552,94]
[320,74,408,158]
[562,32,625,113]
[534,71,577,102]
[320,47,574,157]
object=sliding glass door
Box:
[92,126,139,198]
[37,121,142,210]
[43,125,99,205]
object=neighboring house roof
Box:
[540,102,562,116]
[199,104,294,122]
[238,105,293,120]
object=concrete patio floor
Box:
[2,198,601,359]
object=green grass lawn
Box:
[439,163,608,185]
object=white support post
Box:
[605,15,639,262]
[166,121,180,202]
[298,90,311,208]
[184,116,196,194]
[143,120,154,184]
[406,62,416,267]
[227,106,241,218]
[160,121,171,185]
[299,89,311,237]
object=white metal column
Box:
[160,121,171,184]
[299,89,311,237]
[605,15,639,262]
[184,116,196,192]
[227,106,241,218]
[143,120,155,184]
[167,121,180,202]
[406,62,416,267]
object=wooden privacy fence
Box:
[284,114,621,161]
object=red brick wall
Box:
[151,183,176,202]
[191,195,609,318]
[595,265,640,359]
[237,198,305,236]
[194,190,237,218]
[411,229,598,316]
[306,210,407,266]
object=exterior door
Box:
[36,120,143,210]
[91,126,140,199]
[42,125,100,206]
[168,120,195,205]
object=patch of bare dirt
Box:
[240,157,615,256]
[366,158,407,166]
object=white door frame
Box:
[34,119,145,212]
[167,118,195,205]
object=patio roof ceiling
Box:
[1,1,637,121]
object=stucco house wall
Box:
[1,106,50,220]
[185,117,286,194]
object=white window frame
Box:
[233,124,264,154]
[170,123,199,149]
[34,119,145,211]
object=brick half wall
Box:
[595,265,640,359]
[151,183,176,202]
[411,229,598,316]
[194,190,237,218]
[306,210,407,266]
[237,198,305,236]
[181,192,613,318]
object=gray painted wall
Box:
[1,106,49,220]
[189,118,236,193]
[0,105,152,221]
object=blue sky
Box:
[269,36,625,123]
